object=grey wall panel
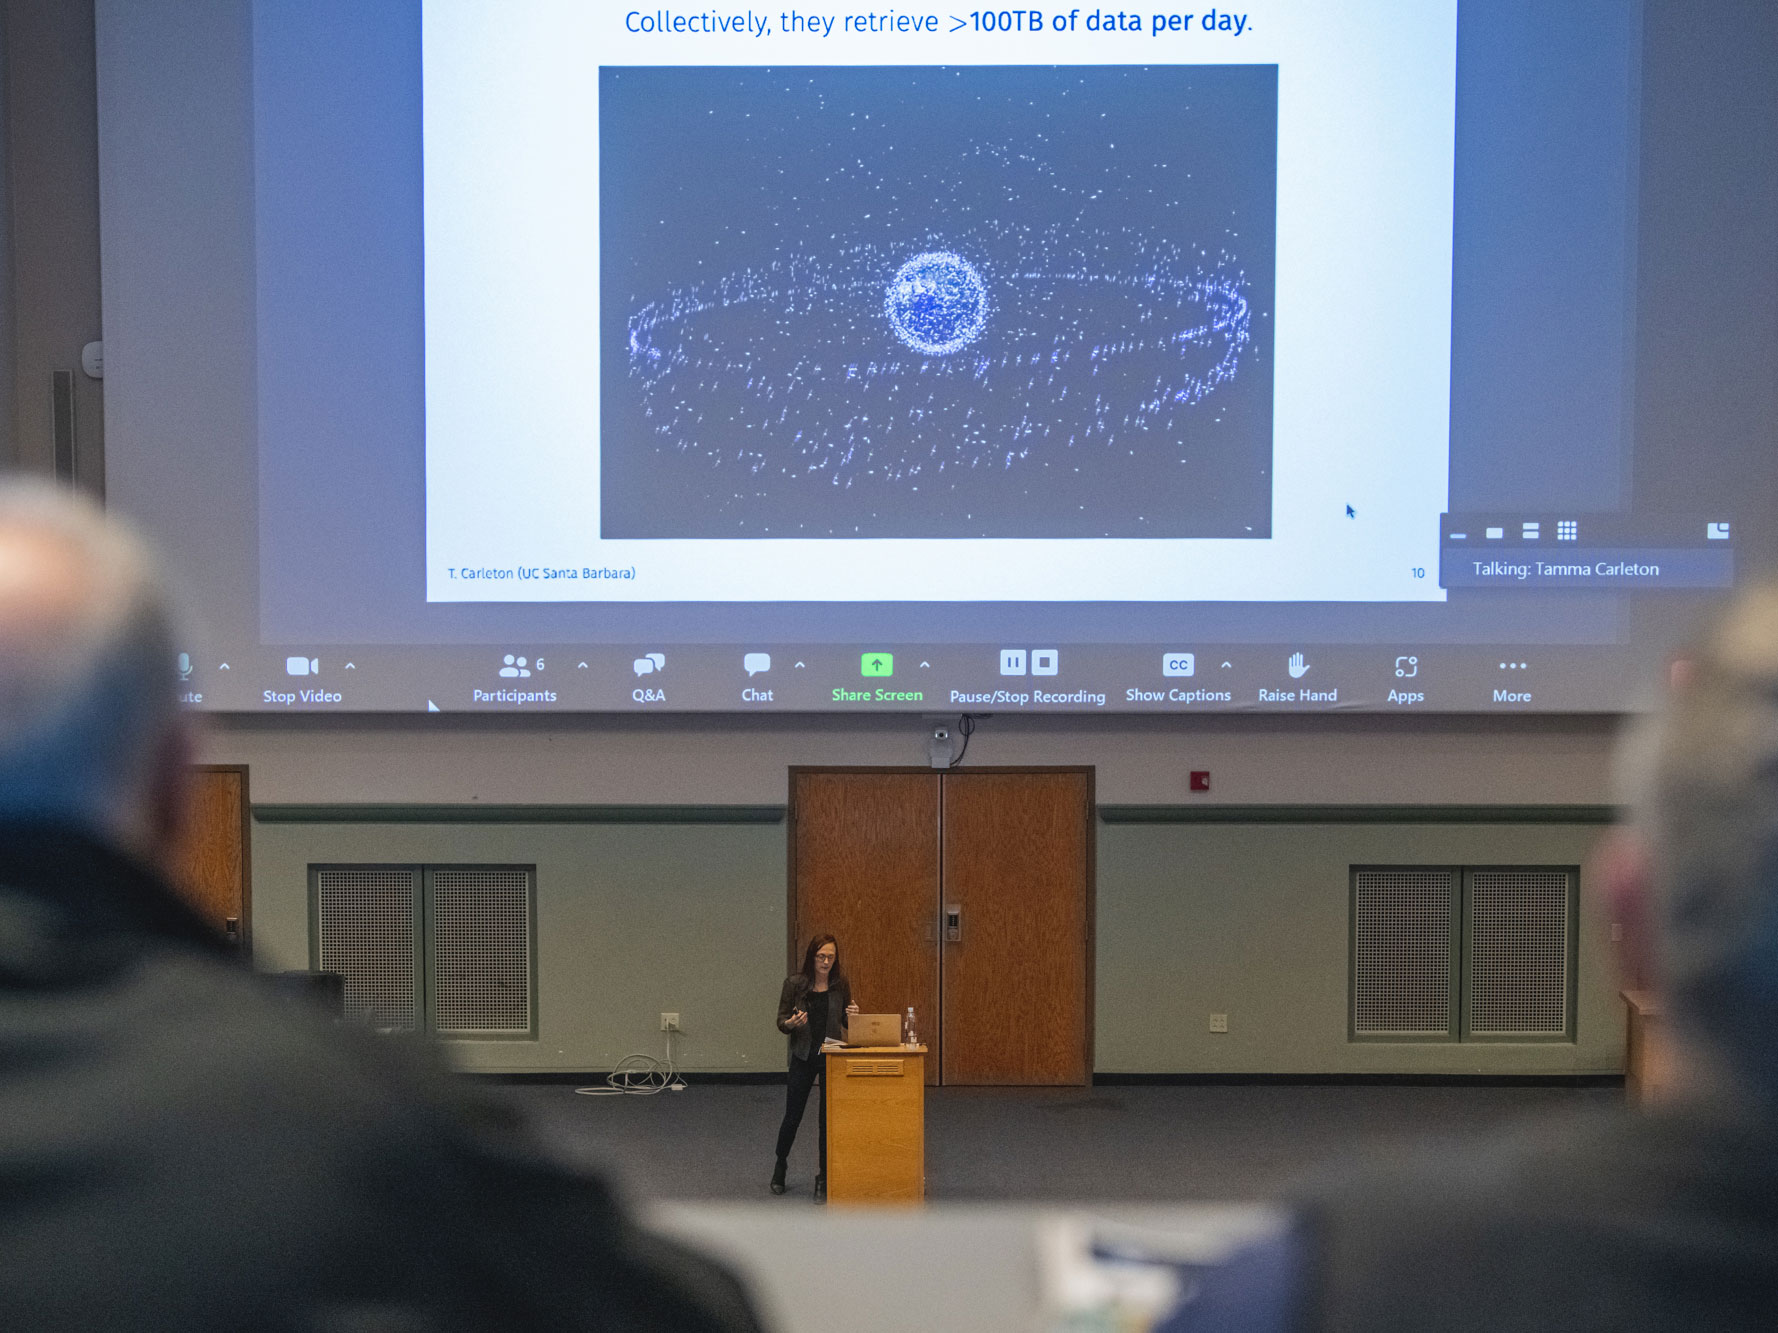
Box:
[1351,867,1458,1039]
[312,865,420,1031]
[1094,822,1620,1076]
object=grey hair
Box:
[0,478,182,832]
[1619,578,1778,1098]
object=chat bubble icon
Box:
[743,652,771,677]
[633,657,655,676]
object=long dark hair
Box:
[798,933,847,989]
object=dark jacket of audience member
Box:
[1293,1104,1778,1330]
[0,822,763,1331]
[0,480,764,1330]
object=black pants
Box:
[774,1055,825,1173]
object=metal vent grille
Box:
[314,867,418,1031]
[1468,869,1572,1036]
[429,868,533,1036]
[1352,868,1455,1036]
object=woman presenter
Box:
[771,934,859,1199]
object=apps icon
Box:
[999,649,1027,676]
[1031,649,1059,676]
[1162,652,1195,677]
[861,652,894,677]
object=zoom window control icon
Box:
[1000,649,1027,676]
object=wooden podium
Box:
[823,1044,926,1204]
[1622,990,1672,1106]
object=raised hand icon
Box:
[1288,652,1310,679]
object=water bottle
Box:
[905,1007,917,1047]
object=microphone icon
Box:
[177,653,192,681]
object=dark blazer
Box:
[0,820,762,1333]
[776,973,851,1064]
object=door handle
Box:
[945,904,962,943]
[224,916,241,945]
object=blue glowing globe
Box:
[885,251,988,355]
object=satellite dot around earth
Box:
[608,64,1274,539]
[885,250,988,354]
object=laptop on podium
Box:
[838,1013,901,1047]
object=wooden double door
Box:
[789,767,1093,1085]
[171,765,252,949]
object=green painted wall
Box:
[1094,820,1619,1075]
[252,811,1620,1076]
[252,817,789,1074]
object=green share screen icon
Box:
[861,652,894,677]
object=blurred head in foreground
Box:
[0,479,189,863]
[0,479,767,1332]
[1616,577,1778,1106]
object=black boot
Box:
[770,1159,787,1195]
[813,1173,826,1203]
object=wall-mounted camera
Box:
[926,723,956,769]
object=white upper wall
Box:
[204,714,1619,807]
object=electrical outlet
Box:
[1208,1013,1229,1034]
[660,1012,681,1032]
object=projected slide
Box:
[422,1,1457,602]
[104,0,1755,711]
[603,65,1273,540]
